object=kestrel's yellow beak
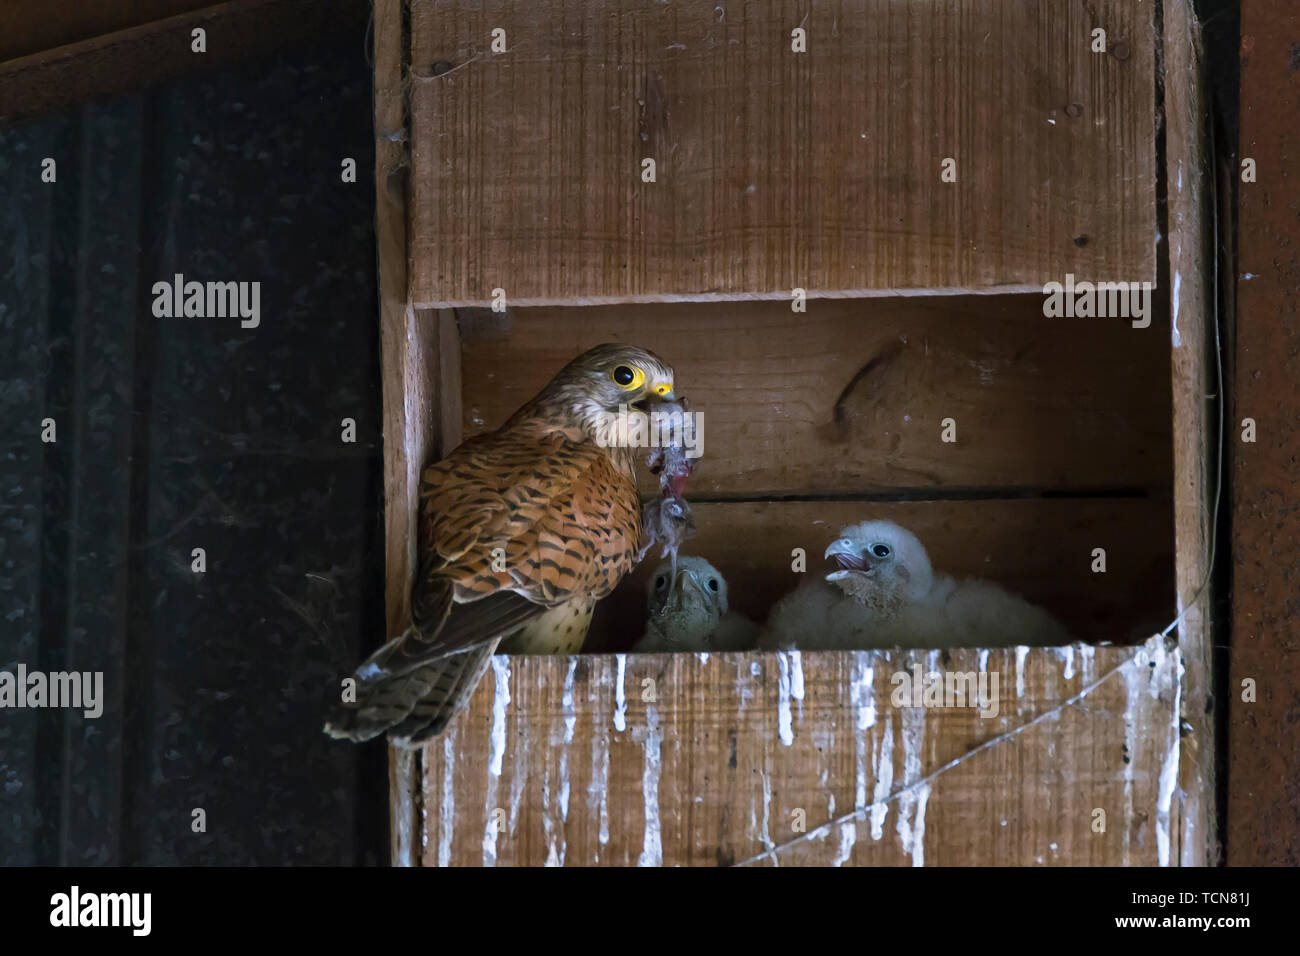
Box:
[652,382,675,401]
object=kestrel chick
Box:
[634,556,758,653]
[764,519,1070,650]
[327,343,677,746]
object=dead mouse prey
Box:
[638,398,698,588]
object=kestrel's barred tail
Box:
[325,638,499,746]
[326,344,676,744]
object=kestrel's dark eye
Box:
[708,578,720,592]
[654,575,668,591]
[871,544,891,558]
[613,365,636,386]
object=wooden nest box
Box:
[374,0,1216,866]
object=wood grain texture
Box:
[1229,0,1300,867]
[408,0,1156,306]
[457,297,1173,494]
[418,638,1181,866]
[375,0,423,868]
[0,0,368,124]
[0,1,215,63]
[1161,0,1217,869]
[587,497,1174,652]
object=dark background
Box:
[0,32,388,864]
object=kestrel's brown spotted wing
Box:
[326,421,642,745]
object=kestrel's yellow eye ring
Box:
[611,364,645,390]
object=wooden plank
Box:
[458,296,1172,494]
[0,1,215,63]
[417,638,1182,866]
[0,0,368,125]
[1229,0,1300,867]
[409,0,1156,306]
[585,497,1174,652]
[1161,0,1217,869]
[374,0,422,869]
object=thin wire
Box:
[1159,100,1225,643]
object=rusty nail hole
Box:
[1073,235,1089,248]
[1065,102,1084,119]
[431,60,454,76]
[1112,39,1131,61]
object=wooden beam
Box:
[1162,0,1217,867]
[0,0,368,125]
[1229,0,1300,867]
[373,0,422,870]
[0,2,215,63]
[408,0,1156,306]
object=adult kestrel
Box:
[326,344,676,746]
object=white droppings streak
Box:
[827,795,855,866]
[613,654,627,732]
[1154,638,1183,867]
[697,652,709,664]
[1121,655,1142,866]
[482,660,511,866]
[1171,272,1183,346]
[1015,645,1029,697]
[852,652,876,730]
[758,771,775,858]
[637,704,663,867]
[554,660,577,848]
[507,717,528,831]
[777,652,794,746]
[790,650,805,706]
[438,730,456,867]
[1060,645,1075,681]
[910,784,931,867]
[488,657,511,777]
[895,708,926,858]
[869,713,894,840]
[977,649,989,673]
[589,718,611,848]
[1078,644,1096,686]
[834,821,857,866]
[541,765,558,866]
[562,658,577,744]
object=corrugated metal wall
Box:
[0,39,388,864]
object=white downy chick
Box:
[763,520,1071,650]
[633,556,759,652]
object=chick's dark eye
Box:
[654,576,667,591]
[871,544,891,558]
[613,365,635,386]
[708,579,719,592]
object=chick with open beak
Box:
[822,521,936,615]
[763,519,1071,650]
